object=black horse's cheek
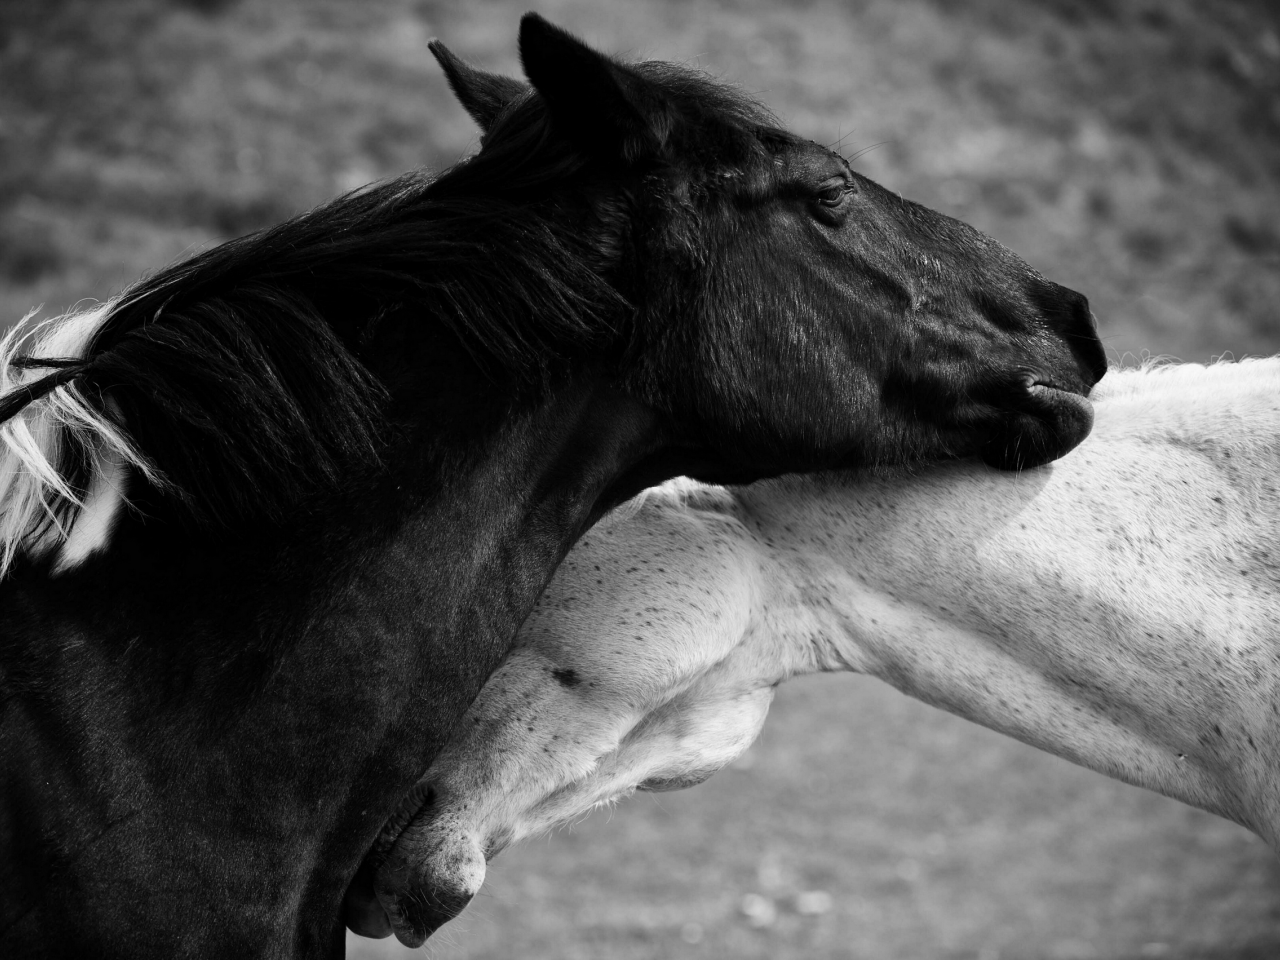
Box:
[980,386,1095,471]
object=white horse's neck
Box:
[741,360,1280,843]
[386,361,1280,921]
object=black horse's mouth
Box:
[980,378,1096,471]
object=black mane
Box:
[0,58,784,535]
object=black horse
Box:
[0,15,1104,958]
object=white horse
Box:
[373,359,1280,940]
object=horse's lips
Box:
[980,383,1095,471]
[344,780,451,948]
[341,869,393,939]
[342,779,436,942]
[1028,382,1095,426]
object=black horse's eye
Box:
[811,178,853,223]
[815,182,848,206]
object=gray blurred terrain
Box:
[2,1,1279,958]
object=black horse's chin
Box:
[980,383,1095,471]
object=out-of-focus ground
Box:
[2,0,1279,957]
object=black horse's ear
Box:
[518,13,673,164]
[429,39,528,133]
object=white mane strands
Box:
[0,303,156,578]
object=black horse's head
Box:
[428,15,1104,483]
[0,13,1107,960]
[348,15,1106,948]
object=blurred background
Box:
[2,0,1279,957]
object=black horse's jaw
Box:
[981,381,1095,471]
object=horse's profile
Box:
[401,358,1280,938]
[0,15,1104,957]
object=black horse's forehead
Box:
[712,135,849,201]
[774,139,853,179]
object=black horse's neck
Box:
[0,324,667,956]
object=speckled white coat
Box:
[402,358,1280,923]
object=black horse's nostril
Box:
[1031,282,1107,385]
